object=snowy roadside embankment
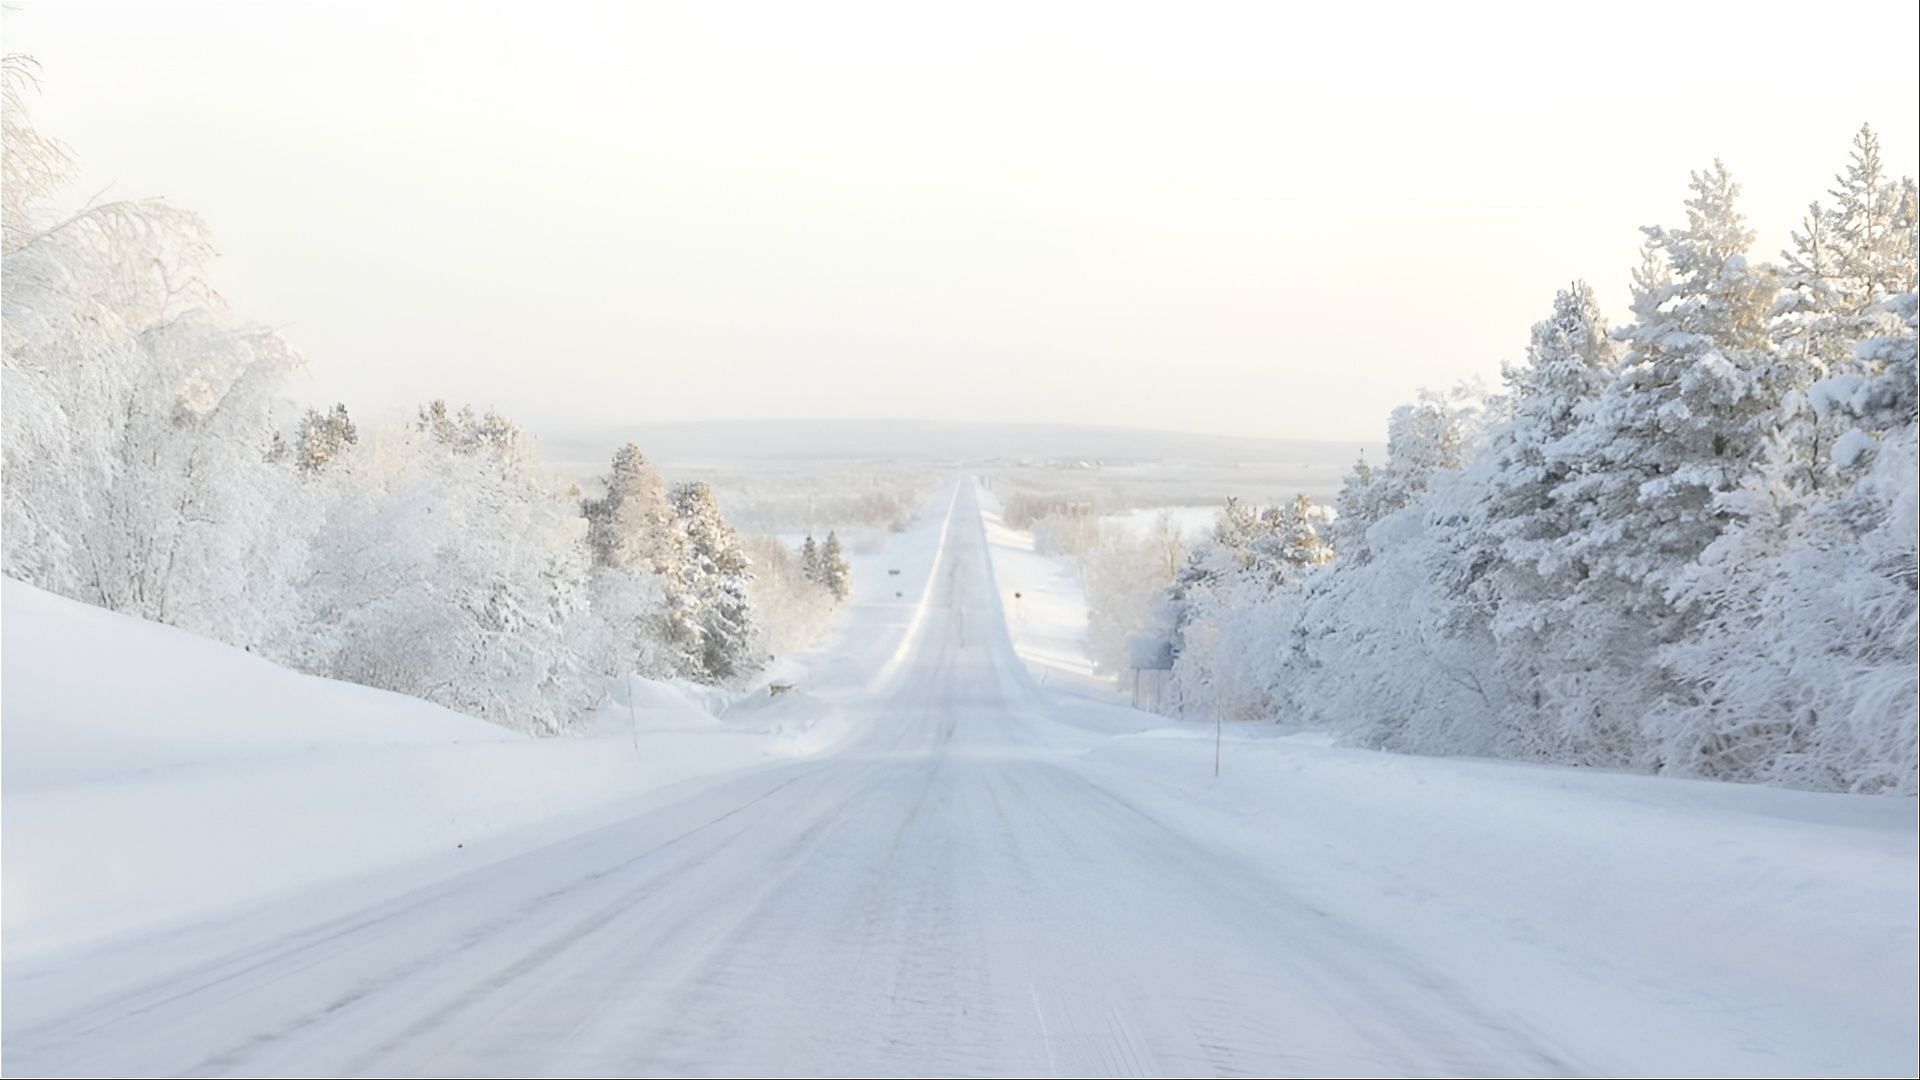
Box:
[1079,730,1919,1076]
[974,483,1125,701]
[0,479,959,961]
[1,580,756,960]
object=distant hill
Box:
[540,418,1381,475]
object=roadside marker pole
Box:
[629,675,641,758]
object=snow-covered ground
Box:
[974,486,1129,703]
[1104,503,1219,541]
[4,478,1915,1076]
[0,479,958,962]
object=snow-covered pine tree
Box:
[1770,200,1852,494]
[1161,496,1261,654]
[1181,498,1259,586]
[1665,136,1917,787]
[1495,283,1620,545]
[294,404,357,474]
[1340,387,1485,569]
[1827,125,1916,308]
[800,534,823,586]
[1842,290,1918,444]
[1666,285,1916,790]
[1433,284,1620,759]
[1557,162,1778,594]
[1771,126,1919,488]
[1259,381,1495,753]
[578,443,696,677]
[1330,453,1375,558]
[1545,161,1779,767]
[1245,495,1334,589]
[1802,127,1919,471]
[583,444,680,575]
[1276,494,1336,573]
[820,530,852,602]
[670,481,760,684]
[1163,489,1340,715]
[414,401,529,468]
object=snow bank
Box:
[975,483,1120,699]
[1078,730,1919,1076]
[0,580,768,958]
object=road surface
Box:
[0,485,1769,1076]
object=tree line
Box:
[1160,128,1917,794]
[1,58,846,734]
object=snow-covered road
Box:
[5,482,1915,1077]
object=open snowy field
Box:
[5,479,1914,1077]
[988,458,1368,516]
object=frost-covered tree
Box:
[1271,494,1336,576]
[576,443,692,680]
[1520,164,1778,765]
[819,531,852,602]
[1171,498,1257,593]
[582,444,678,574]
[581,444,698,665]
[1653,135,1916,785]
[1423,285,1622,757]
[1772,126,1918,488]
[1667,418,1917,792]
[2,56,70,255]
[295,403,357,474]
[671,481,760,684]
[304,409,596,733]
[1330,454,1374,556]
[415,400,528,466]
[3,62,809,734]
[1827,125,1917,307]
[1187,494,1337,608]
[1333,386,1485,565]
[1281,378,1500,754]
[1832,290,1919,449]
[1080,512,1187,676]
[1801,129,1919,472]
[1154,139,1913,794]
[799,535,823,585]
[2,61,310,653]
[743,534,837,654]
[1162,497,1260,651]
[1553,168,1775,622]
[1165,491,1341,722]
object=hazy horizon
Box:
[527,415,1386,475]
[7,0,1917,443]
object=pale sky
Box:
[6,0,1917,442]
